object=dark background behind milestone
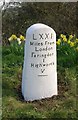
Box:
[2,2,77,45]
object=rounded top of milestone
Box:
[26,23,55,33]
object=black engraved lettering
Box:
[31,52,34,57]
[43,59,45,62]
[45,33,49,39]
[33,34,37,40]
[31,63,34,67]
[35,64,39,68]
[30,42,34,45]
[43,64,45,66]
[51,33,52,39]
[41,69,45,73]
[39,64,42,67]
[53,62,54,65]
[39,34,43,39]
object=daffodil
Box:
[60,34,64,38]
[56,41,60,45]
[56,39,61,45]
[69,35,73,40]
[58,39,61,43]
[17,38,21,45]
[70,42,75,47]
[60,34,67,42]
[18,40,21,45]
[8,34,17,41]
[63,36,67,42]
[11,34,17,40]
[20,35,25,41]
[8,37,13,41]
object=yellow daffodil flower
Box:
[56,39,61,45]
[11,34,17,40]
[70,42,75,47]
[63,36,67,42]
[56,41,60,45]
[8,34,17,41]
[20,35,25,41]
[69,35,73,40]
[58,39,61,43]
[60,34,64,38]
[60,34,67,42]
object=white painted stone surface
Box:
[22,23,57,101]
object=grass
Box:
[2,44,77,119]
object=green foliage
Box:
[2,42,24,67]
[57,34,77,67]
[57,45,76,67]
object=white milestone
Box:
[22,23,57,101]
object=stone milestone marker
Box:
[22,23,57,101]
